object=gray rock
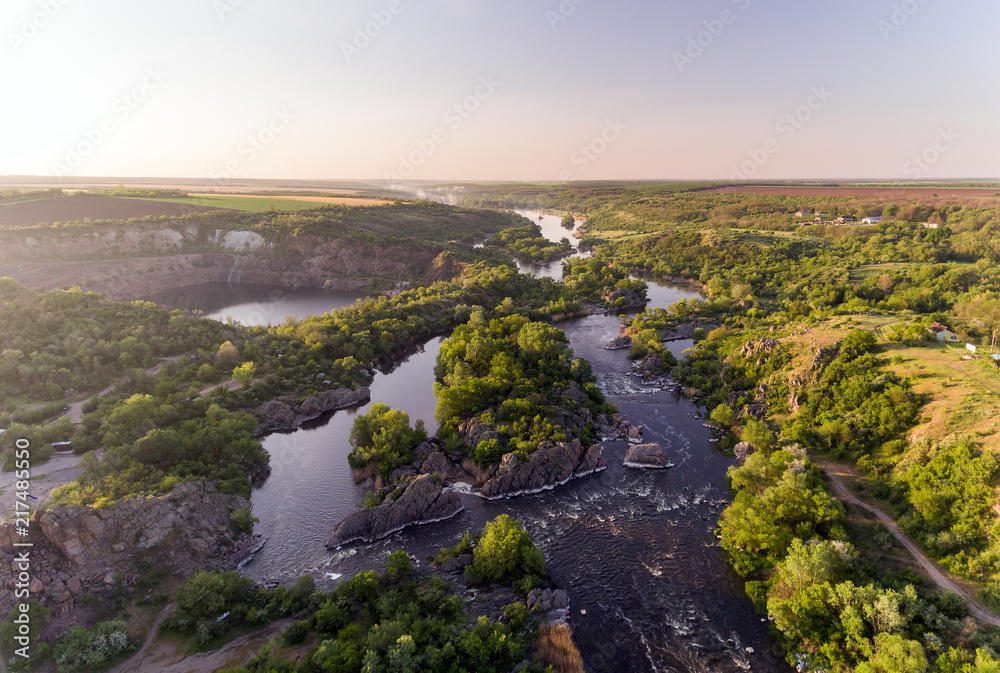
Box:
[327,474,464,548]
[420,451,450,476]
[623,443,673,469]
[481,439,601,500]
[734,442,753,464]
[457,554,474,568]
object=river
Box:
[149,211,789,673]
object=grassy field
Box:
[777,314,1000,452]
[131,195,331,212]
[885,341,1000,453]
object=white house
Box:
[862,216,882,224]
[923,222,939,229]
[930,322,959,342]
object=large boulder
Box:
[420,451,450,476]
[480,439,604,500]
[623,443,674,469]
[604,335,632,351]
[254,399,296,434]
[327,474,463,548]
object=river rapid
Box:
[151,211,790,673]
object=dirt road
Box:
[814,457,1000,627]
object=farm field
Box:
[0,194,231,228]
[132,194,337,212]
[186,193,392,206]
[702,184,1000,199]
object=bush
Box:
[470,515,545,587]
[280,620,310,647]
[434,530,474,564]
[385,551,413,582]
[229,508,258,535]
[53,620,132,672]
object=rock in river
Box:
[480,439,606,500]
[327,474,464,548]
[623,443,674,469]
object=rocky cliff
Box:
[0,223,458,300]
[0,482,254,618]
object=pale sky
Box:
[2,0,998,181]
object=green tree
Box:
[233,361,257,387]
[741,418,776,452]
[348,403,426,478]
[710,403,736,429]
[855,633,928,673]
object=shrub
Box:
[470,515,545,587]
[53,620,132,672]
[229,508,259,535]
[280,620,310,647]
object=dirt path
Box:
[813,457,1000,627]
[106,603,175,673]
[108,609,290,673]
[61,356,183,424]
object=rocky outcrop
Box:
[420,451,450,476]
[604,335,632,350]
[255,387,370,434]
[457,417,502,448]
[809,344,840,381]
[0,482,254,618]
[528,587,570,614]
[734,442,753,464]
[740,338,779,361]
[480,439,606,500]
[31,482,250,569]
[602,287,645,308]
[626,425,644,444]
[623,443,674,469]
[327,474,464,548]
[660,322,719,342]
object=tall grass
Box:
[535,624,585,673]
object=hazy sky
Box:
[2,0,998,181]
